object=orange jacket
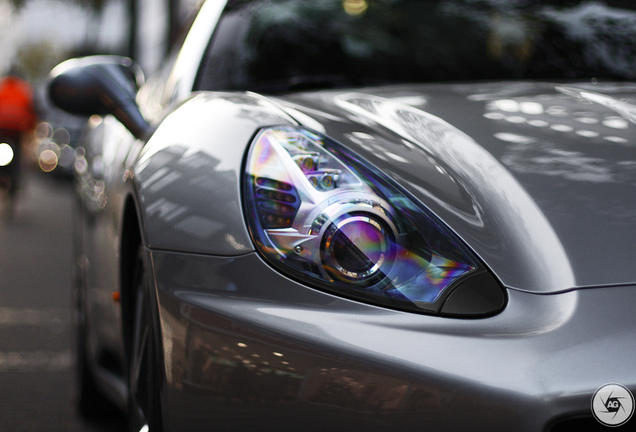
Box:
[0,76,37,132]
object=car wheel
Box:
[128,247,163,432]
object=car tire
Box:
[128,247,163,432]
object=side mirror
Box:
[48,56,151,140]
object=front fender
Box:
[135,92,298,255]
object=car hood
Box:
[268,82,636,293]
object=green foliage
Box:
[16,41,64,80]
[6,0,27,9]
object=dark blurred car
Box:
[48,1,636,431]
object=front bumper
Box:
[150,249,636,432]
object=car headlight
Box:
[244,126,505,317]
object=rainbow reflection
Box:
[389,247,475,303]
[245,126,482,314]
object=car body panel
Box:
[268,84,636,292]
[136,92,297,255]
[52,0,636,430]
[150,248,636,431]
[82,79,636,429]
[136,82,636,293]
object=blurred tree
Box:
[128,0,183,65]
[84,0,108,11]
[5,0,184,67]
[16,41,63,81]
[6,0,27,9]
[6,0,107,11]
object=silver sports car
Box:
[48,0,635,431]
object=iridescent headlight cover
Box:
[244,126,482,314]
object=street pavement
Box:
[0,168,126,431]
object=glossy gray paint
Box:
[136,82,636,293]
[49,0,636,427]
[60,60,636,432]
[135,92,297,255]
[126,81,636,430]
[268,83,636,292]
[69,77,636,430]
[151,248,636,432]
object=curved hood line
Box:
[557,86,636,124]
[333,92,576,292]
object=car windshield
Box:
[194,0,636,93]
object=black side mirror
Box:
[48,56,151,140]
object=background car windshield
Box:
[194,0,636,93]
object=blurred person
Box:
[0,66,38,203]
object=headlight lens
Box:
[244,126,503,316]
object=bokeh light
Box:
[0,143,14,167]
[38,149,58,172]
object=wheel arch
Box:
[119,192,169,429]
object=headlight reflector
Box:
[244,126,504,316]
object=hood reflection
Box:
[278,81,636,289]
[330,92,574,293]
